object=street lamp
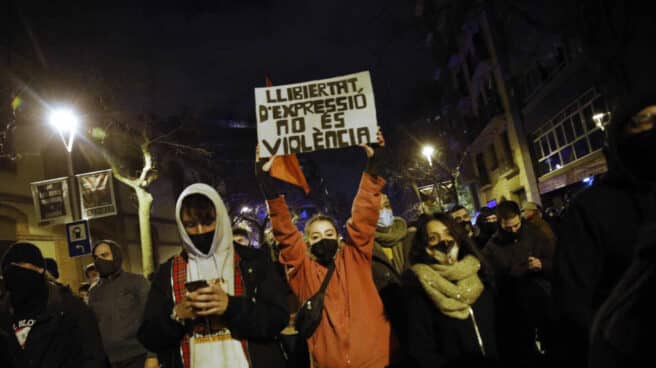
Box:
[422,145,435,167]
[240,206,252,214]
[48,107,81,220]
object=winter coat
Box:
[137,244,289,368]
[401,269,498,368]
[88,261,150,363]
[0,282,108,368]
[483,221,554,364]
[268,173,394,368]
[588,225,656,368]
[553,115,656,366]
[483,221,554,281]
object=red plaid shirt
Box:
[172,251,247,368]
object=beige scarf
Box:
[411,255,484,319]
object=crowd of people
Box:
[0,104,654,368]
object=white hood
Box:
[175,183,234,293]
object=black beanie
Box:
[1,242,45,272]
[44,258,59,279]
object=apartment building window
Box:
[532,89,608,176]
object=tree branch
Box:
[156,141,212,157]
[148,125,183,145]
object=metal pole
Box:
[67,149,80,220]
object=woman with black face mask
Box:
[400,213,498,367]
[256,131,397,368]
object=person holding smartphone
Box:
[138,183,289,368]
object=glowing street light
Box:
[422,145,435,167]
[47,106,81,219]
[48,107,79,152]
[240,206,252,214]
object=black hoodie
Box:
[553,96,656,365]
[88,240,150,363]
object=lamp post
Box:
[48,107,80,221]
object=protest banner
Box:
[76,169,118,220]
[30,177,72,226]
[255,71,378,157]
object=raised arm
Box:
[346,130,386,256]
[255,146,309,277]
[268,196,309,273]
[345,173,385,256]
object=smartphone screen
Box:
[185,280,209,292]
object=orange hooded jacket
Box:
[268,173,393,368]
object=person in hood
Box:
[402,213,497,367]
[553,100,656,366]
[474,207,497,250]
[0,242,107,368]
[88,240,156,368]
[482,200,554,366]
[138,184,289,368]
[256,131,396,368]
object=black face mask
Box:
[310,238,339,266]
[499,227,520,243]
[618,129,656,182]
[189,230,215,255]
[479,222,498,235]
[3,265,48,317]
[94,258,119,278]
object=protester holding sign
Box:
[256,131,396,368]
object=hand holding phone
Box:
[185,280,209,292]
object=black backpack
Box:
[294,262,336,339]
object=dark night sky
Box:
[3,0,435,217]
[5,0,433,123]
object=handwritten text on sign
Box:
[255,71,378,157]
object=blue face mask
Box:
[377,208,394,228]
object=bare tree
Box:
[95,119,210,275]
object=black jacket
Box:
[588,225,656,368]
[553,157,656,365]
[0,282,108,368]
[401,269,498,368]
[483,221,555,282]
[137,244,289,368]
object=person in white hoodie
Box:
[138,184,289,368]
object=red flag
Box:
[264,76,310,194]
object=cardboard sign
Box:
[30,177,72,226]
[255,71,378,157]
[76,169,117,220]
[66,220,92,257]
